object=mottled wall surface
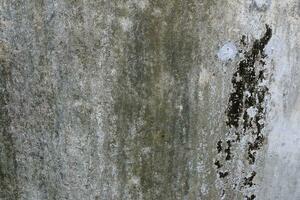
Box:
[0,0,299,200]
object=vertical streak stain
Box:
[0,42,19,199]
[111,0,199,199]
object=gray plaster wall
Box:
[0,0,299,200]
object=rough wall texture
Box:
[0,0,299,200]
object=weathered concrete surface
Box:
[0,0,299,200]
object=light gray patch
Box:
[253,0,271,11]
[119,17,133,32]
[217,42,238,62]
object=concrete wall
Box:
[0,0,299,199]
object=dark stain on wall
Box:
[214,160,222,169]
[226,25,272,135]
[246,194,256,200]
[219,171,229,178]
[216,25,272,199]
[111,1,200,199]
[217,140,223,153]
[243,171,256,188]
[224,140,232,160]
[0,42,19,199]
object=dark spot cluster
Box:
[241,35,247,46]
[224,140,232,161]
[243,171,256,188]
[214,160,222,169]
[215,25,272,198]
[246,194,256,200]
[226,25,272,137]
[219,171,229,178]
[226,24,271,162]
[217,140,222,153]
[247,135,265,164]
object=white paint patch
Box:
[247,107,257,118]
[119,17,133,32]
[217,42,238,62]
[197,68,211,101]
[235,73,242,82]
[178,105,183,112]
[198,68,210,85]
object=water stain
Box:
[0,42,19,199]
[111,1,200,199]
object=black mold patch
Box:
[248,149,256,164]
[246,194,256,200]
[221,190,225,197]
[215,25,272,197]
[241,35,247,46]
[247,135,265,164]
[214,160,222,169]
[217,140,223,153]
[226,24,272,134]
[226,25,272,164]
[219,171,229,178]
[243,171,256,187]
[224,140,232,160]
